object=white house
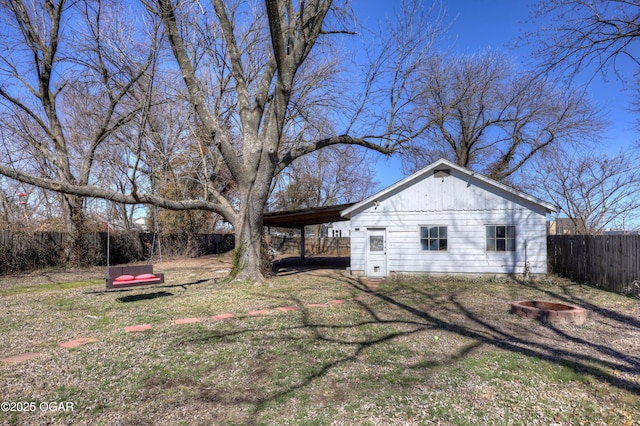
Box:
[323,220,351,238]
[341,159,557,278]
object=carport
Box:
[262,203,353,260]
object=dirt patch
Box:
[0,253,237,289]
[0,254,351,290]
[0,264,104,289]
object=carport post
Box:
[299,226,306,260]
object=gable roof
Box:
[341,158,558,218]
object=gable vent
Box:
[433,169,450,178]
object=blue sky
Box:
[353,0,639,188]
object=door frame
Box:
[366,227,388,277]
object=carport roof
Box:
[263,203,354,228]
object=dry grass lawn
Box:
[0,254,639,425]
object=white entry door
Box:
[366,228,387,277]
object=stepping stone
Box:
[125,324,152,333]
[211,313,235,321]
[328,300,344,305]
[367,281,380,291]
[276,306,299,311]
[306,303,327,308]
[60,338,98,349]
[352,295,370,301]
[173,317,201,325]
[1,352,42,364]
[248,309,270,316]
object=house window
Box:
[486,225,515,251]
[420,226,447,251]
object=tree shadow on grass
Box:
[376,277,640,385]
[144,274,640,424]
[84,278,210,295]
[515,278,640,329]
[116,291,174,303]
[445,291,640,376]
[273,256,350,276]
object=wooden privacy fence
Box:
[547,235,640,295]
[0,231,234,274]
[268,236,350,256]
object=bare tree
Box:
[0,178,24,230]
[271,145,378,211]
[528,0,640,127]
[0,0,159,262]
[402,51,605,182]
[0,0,445,280]
[528,0,640,80]
[535,150,640,234]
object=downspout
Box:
[523,239,530,278]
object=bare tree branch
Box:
[528,0,640,80]
[536,150,640,234]
[403,51,604,182]
[0,162,237,217]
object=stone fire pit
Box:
[510,300,587,325]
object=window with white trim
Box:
[486,225,515,251]
[420,226,447,251]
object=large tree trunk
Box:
[232,170,273,282]
[233,210,264,282]
[0,0,414,282]
[62,194,88,265]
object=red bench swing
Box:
[104,217,165,290]
[106,264,164,289]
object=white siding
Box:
[325,221,351,237]
[349,168,549,276]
